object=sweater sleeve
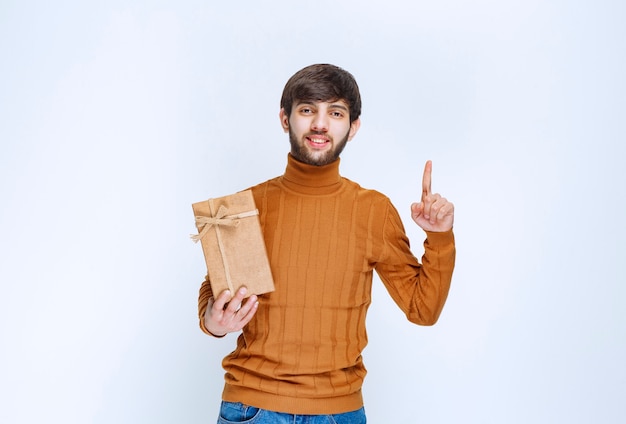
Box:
[375,201,456,326]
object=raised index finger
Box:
[422,160,432,199]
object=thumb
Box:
[411,202,423,219]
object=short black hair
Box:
[280,64,362,123]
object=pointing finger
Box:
[422,160,432,200]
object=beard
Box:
[288,128,350,166]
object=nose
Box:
[311,112,329,132]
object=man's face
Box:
[280,100,360,166]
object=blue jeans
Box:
[217,401,366,423]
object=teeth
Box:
[310,138,327,144]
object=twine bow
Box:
[190,205,258,243]
[190,200,259,294]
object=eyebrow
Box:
[328,103,349,112]
[296,101,349,112]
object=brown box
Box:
[191,190,274,298]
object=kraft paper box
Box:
[191,190,275,298]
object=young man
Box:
[198,64,456,423]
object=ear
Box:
[347,118,361,141]
[279,108,289,133]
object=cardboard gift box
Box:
[191,190,275,297]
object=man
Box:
[198,64,455,423]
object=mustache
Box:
[305,131,333,140]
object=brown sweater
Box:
[198,154,455,414]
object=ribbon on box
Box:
[191,199,259,294]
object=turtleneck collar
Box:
[280,154,344,195]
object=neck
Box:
[280,154,343,195]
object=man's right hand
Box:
[204,287,259,337]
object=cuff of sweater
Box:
[425,229,455,246]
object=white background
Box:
[1,1,625,423]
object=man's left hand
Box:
[411,160,454,232]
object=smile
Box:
[307,136,330,146]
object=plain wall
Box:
[1,1,625,423]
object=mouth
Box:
[306,135,330,149]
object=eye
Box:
[330,110,344,118]
[299,107,314,114]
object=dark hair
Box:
[280,64,362,123]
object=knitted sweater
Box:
[198,154,455,414]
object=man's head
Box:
[279,64,362,166]
[280,64,362,124]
